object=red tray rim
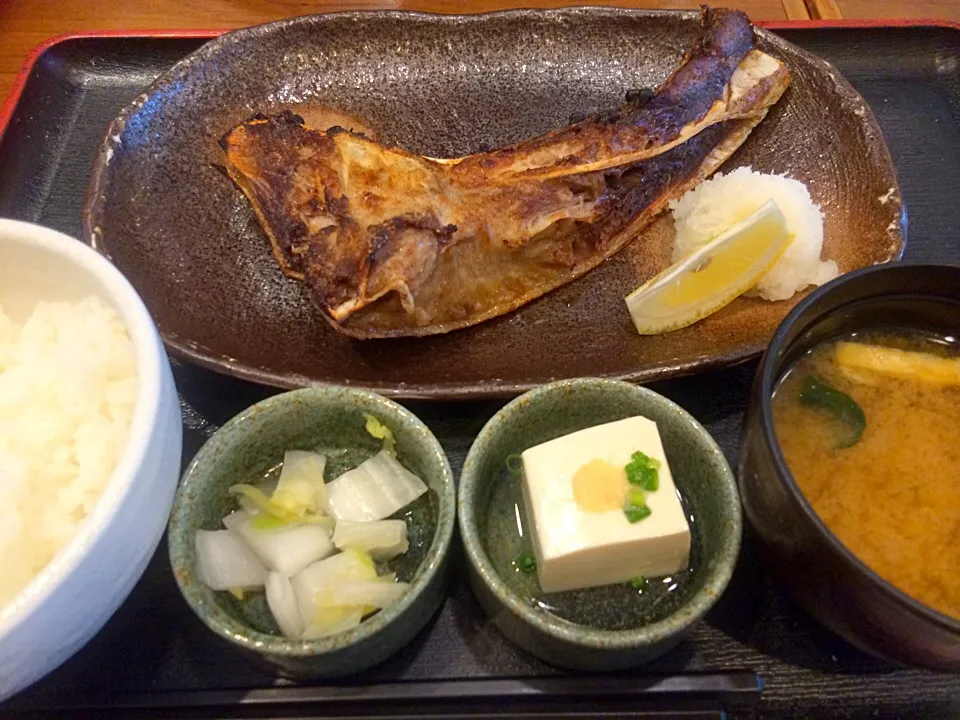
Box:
[2,16,959,150]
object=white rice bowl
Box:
[669,166,838,301]
[0,218,182,703]
[0,297,137,610]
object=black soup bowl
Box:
[739,262,960,671]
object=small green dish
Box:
[168,386,455,678]
[458,378,740,671]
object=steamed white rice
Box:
[0,297,137,610]
[670,166,838,301]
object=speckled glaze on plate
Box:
[84,9,904,400]
[167,386,455,678]
[457,378,741,671]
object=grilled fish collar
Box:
[221,7,790,338]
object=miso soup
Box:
[772,330,960,620]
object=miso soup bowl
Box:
[740,262,960,671]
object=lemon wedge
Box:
[625,199,792,335]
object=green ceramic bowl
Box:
[458,378,740,671]
[168,387,455,678]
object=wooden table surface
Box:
[0,0,957,106]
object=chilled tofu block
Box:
[521,416,691,593]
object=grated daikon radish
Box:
[326,451,428,522]
[332,520,409,560]
[265,571,303,639]
[223,510,335,575]
[195,529,266,591]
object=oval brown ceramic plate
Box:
[84,9,903,400]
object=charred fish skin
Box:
[221,6,790,339]
[451,6,756,183]
[220,111,330,280]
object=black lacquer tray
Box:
[0,21,958,719]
